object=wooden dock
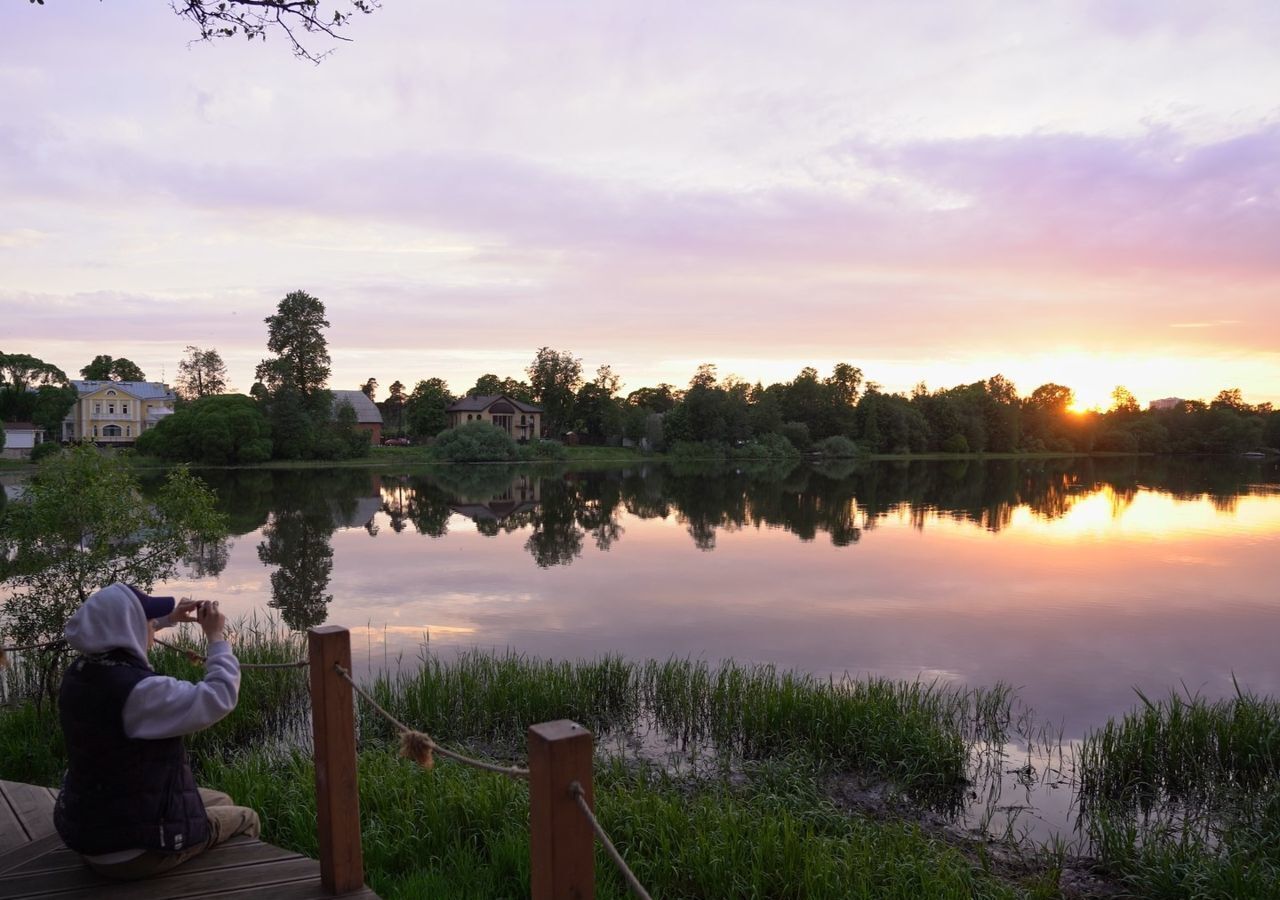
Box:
[0,779,379,899]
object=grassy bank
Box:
[3,631,1276,897]
[0,628,1061,898]
[1077,687,1280,897]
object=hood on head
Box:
[63,583,152,660]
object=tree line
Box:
[368,357,1279,458]
[6,291,1277,462]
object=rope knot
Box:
[399,730,436,770]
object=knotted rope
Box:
[333,663,530,780]
[153,636,310,670]
[570,780,653,900]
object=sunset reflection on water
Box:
[116,458,1280,740]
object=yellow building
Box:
[446,395,543,441]
[62,380,177,444]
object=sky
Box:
[2,1,1278,411]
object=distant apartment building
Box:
[1148,397,1184,411]
[62,380,177,444]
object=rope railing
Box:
[152,636,310,669]
[571,781,654,900]
[333,662,531,780]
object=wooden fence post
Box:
[308,625,365,895]
[529,720,594,900]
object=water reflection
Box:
[178,457,1280,636]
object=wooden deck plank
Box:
[35,856,323,899]
[5,836,300,877]
[0,833,66,875]
[0,781,32,853]
[0,781,57,841]
[0,781,381,899]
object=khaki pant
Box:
[85,788,262,881]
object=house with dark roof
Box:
[332,390,384,444]
[62,380,177,444]
[446,395,542,441]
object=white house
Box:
[1,422,44,459]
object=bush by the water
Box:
[136,394,273,464]
[731,432,802,460]
[28,441,62,463]
[814,435,861,458]
[433,420,524,462]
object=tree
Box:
[136,394,272,464]
[0,354,75,435]
[0,353,68,392]
[360,377,378,400]
[527,347,583,436]
[175,346,229,401]
[0,444,226,647]
[1110,386,1140,415]
[594,365,622,397]
[404,378,452,438]
[80,355,146,382]
[168,0,381,63]
[381,380,407,433]
[256,290,331,401]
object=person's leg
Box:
[87,792,260,880]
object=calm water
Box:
[141,456,1280,738]
[7,455,1279,838]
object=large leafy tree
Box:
[136,394,272,465]
[0,353,75,436]
[175,345,229,401]
[527,347,583,437]
[0,353,68,391]
[255,290,332,402]
[404,378,453,438]
[0,445,226,646]
[80,355,146,382]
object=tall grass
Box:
[1077,685,1280,898]
[200,748,1053,900]
[364,651,1014,797]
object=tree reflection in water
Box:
[174,457,1279,580]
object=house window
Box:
[122,402,130,415]
[126,426,131,437]
[94,402,101,414]
[93,426,98,437]
[106,390,116,396]
[108,402,116,415]
[467,414,473,421]
[103,425,122,437]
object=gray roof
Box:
[332,390,383,424]
[72,380,176,401]
[446,394,542,413]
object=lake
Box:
[8,455,1278,837]
[150,456,1280,733]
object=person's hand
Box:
[170,599,201,624]
[196,600,226,643]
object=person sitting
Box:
[53,583,261,880]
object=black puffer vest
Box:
[54,649,209,855]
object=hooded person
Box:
[53,583,261,880]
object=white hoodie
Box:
[63,583,241,740]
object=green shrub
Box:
[779,421,811,451]
[136,394,273,464]
[732,433,801,459]
[522,438,567,460]
[29,441,62,463]
[814,435,860,458]
[940,433,969,453]
[433,421,522,462]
